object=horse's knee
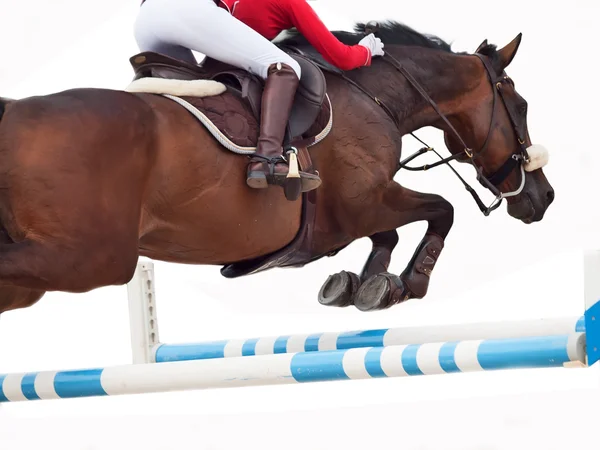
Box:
[440,197,454,222]
[429,195,454,237]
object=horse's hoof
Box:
[318,271,360,307]
[354,273,407,312]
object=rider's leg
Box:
[133,0,321,199]
[135,0,300,78]
[245,61,321,199]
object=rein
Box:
[334,33,531,216]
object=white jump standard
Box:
[0,251,598,403]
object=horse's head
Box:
[442,34,554,223]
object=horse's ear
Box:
[474,39,488,53]
[364,21,379,35]
[497,33,522,70]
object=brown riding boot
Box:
[246,62,322,201]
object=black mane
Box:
[279,20,499,58]
[279,21,452,51]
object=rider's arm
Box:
[278,0,371,70]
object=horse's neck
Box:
[365,49,482,134]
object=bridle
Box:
[336,27,533,216]
[394,51,531,215]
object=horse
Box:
[0,21,554,314]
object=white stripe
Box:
[254,337,278,356]
[318,332,340,351]
[379,345,409,377]
[223,339,245,358]
[34,371,60,400]
[453,340,483,372]
[2,374,27,402]
[342,348,371,379]
[566,332,586,363]
[101,353,296,396]
[382,317,581,346]
[416,343,446,375]
[286,334,311,353]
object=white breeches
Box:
[134,0,301,79]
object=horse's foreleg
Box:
[351,182,454,311]
[360,230,400,282]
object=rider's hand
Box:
[358,33,385,57]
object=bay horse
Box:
[0,21,553,315]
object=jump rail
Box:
[0,251,598,403]
[151,316,586,363]
[0,333,586,402]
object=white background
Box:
[0,0,599,449]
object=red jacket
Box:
[217,0,371,70]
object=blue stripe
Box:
[585,300,600,365]
[438,342,460,373]
[54,369,107,399]
[0,375,7,402]
[21,373,40,400]
[291,350,350,382]
[273,337,289,354]
[155,341,227,362]
[477,336,570,370]
[304,334,322,352]
[401,344,423,376]
[575,316,586,332]
[242,338,259,357]
[364,347,386,377]
[336,329,387,349]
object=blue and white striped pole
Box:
[0,333,586,403]
[153,316,585,363]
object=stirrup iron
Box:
[286,147,300,179]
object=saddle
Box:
[129,50,331,150]
[127,48,334,277]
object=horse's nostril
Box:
[547,189,555,205]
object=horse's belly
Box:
[138,181,302,265]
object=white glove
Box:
[358,33,385,57]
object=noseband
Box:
[337,28,535,216]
